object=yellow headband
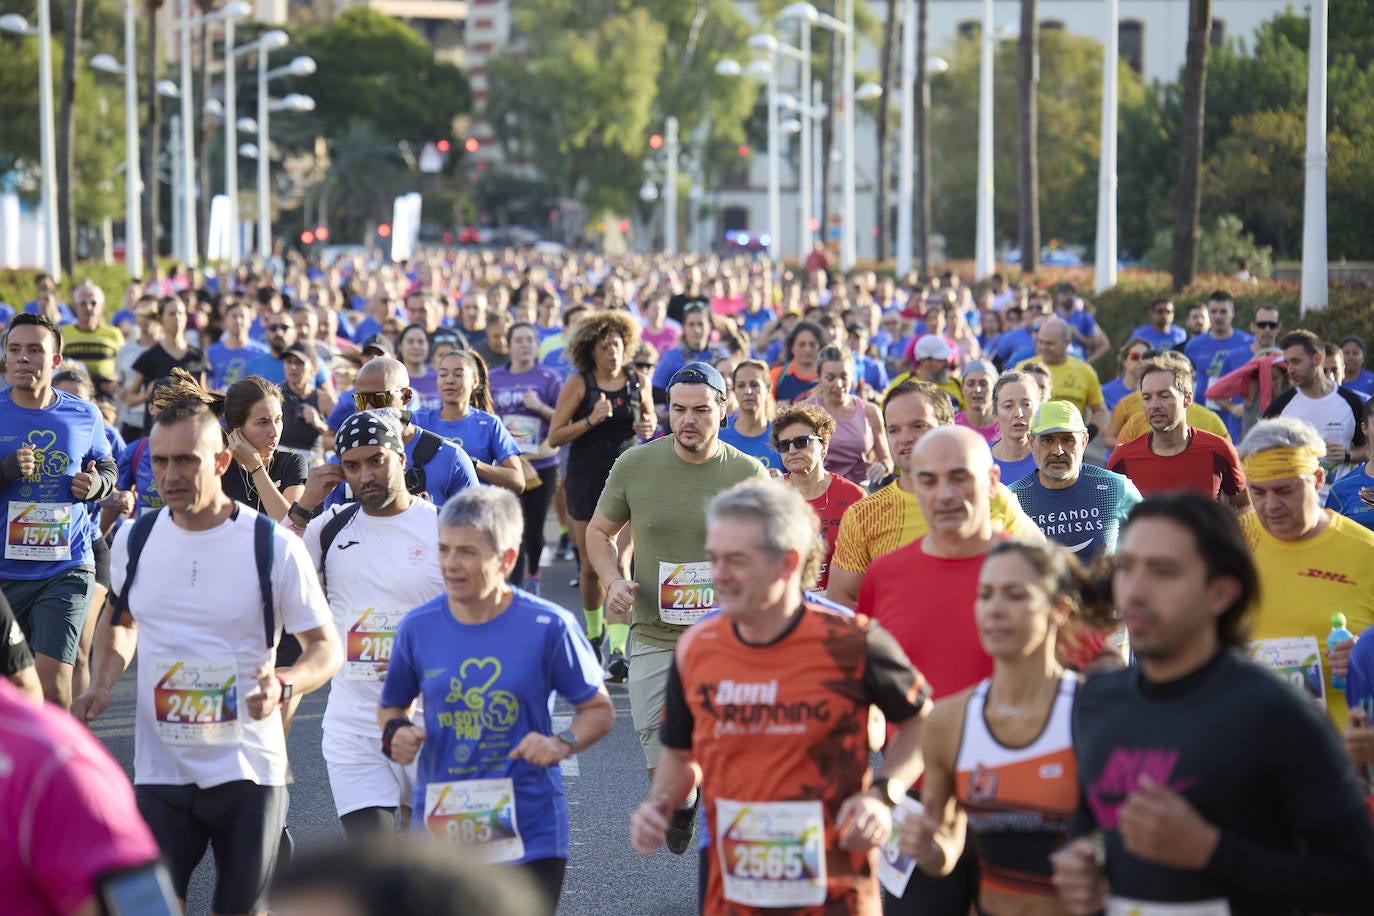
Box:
[1242,446,1323,484]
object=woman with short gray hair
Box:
[377,487,615,915]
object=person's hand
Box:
[1117,775,1219,870]
[1325,440,1348,464]
[897,807,943,862]
[589,393,613,426]
[605,577,638,617]
[629,792,675,856]
[243,664,282,720]
[5,444,36,479]
[866,460,891,488]
[72,686,110,724]
[300,462,346,510]
[1344,706,1374,766]
[299,404,324,432]
[389,723,425,765]
[835,792,893,852]
[523,389,545,412]
[227,429,263,470]
[1359,487,1374,510]
[1051,837,1109,916]
[633,413,657,440]
[70,460,98,500]
[1330,636,1356,680]
[508,732,569,767]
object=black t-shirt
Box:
[132,342,209,394]
[0,590,35,677]
[220,450,309,513]
[280,387,323,451]
[667,291,709,326]
[1072,649,1374,913]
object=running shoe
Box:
[525,575,541,596]
[606,651,629,684]
[588,633,604,663]
[665,797,699,855]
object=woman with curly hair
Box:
[548,310,656,670]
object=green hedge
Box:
[0,264,143,317]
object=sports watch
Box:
[870,776,907,808]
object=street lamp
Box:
[717,55,782,260]
[1,9,60,279]
[1094,0,1118,293]
[91,38,143,279]
[237,29,311,263]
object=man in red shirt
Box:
[855,425,1003,914]
[1108,354,1249,509]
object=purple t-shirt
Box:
[488,363,566,470]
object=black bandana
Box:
[335,409,406,457]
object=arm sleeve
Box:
[1201,695,1374,911]
[1346,636,1374,711]
[488,417,522,463]
[1342,390,1368,449]
[439,447,480,502]
[659,654,694,751]
[276,452,310,490]
[594,455,633,525]
[547,612,604,708]
[861,620,931,723]
[0,590,35,676]
[1262,387,1297,419]
[275,533,334,636]
[327,394,355,432]
[85,456,120,503]
[378,616,422,709]
[829,502,869,575]
[1217,442,1246,495]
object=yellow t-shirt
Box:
[62,324,125,381]
[1116,401,1232,446]
[1240,510,1374,730]
[830,479,1036,574]
[1016,356,1103,414]
[884,372,965,411]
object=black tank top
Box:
[568,370,639,477]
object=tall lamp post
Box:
[0,8,60,279]
[1094,0,1119,294]
[748,30,812,257]
[716,55,782,260]
[1300,0,1328,315]
[253,47,315,261]
[975,0,996,280]
[92,41,142,279]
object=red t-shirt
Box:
[800,473,869,591]
[0,679,160,915]
[855,541,994,701]
[1106,428,1245,499]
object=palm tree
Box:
[1017,0,1039,274]
[1171,0,1212,290]
[57,0,85,273]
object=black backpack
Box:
[111,508,279,648]
[315,502,362,596]
[403,429,445,499]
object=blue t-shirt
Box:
[1345,369,1374,397]
[739,309,773,337]
[718,417,782,473]
[1101,378,1130,413]
[379,591,603,862]
[207,339,269,390]
[24,301,76,325]
[652,345,723,393]
[103,424,127,463]
[1008,463,1142,561]
[1130,324,1188,350]
[115,437,162,515]
[992,449,1038,487]
[411,408,521,468]
[328,388,356,431]
[1326,465,1374,532]
[854,353,889,393]
[989,327,1034,367]
[542,346,573,380]
[323,427,479,509]
[0,390,112,579]
[1345,628,1374,725]
[243,351,328,388]
[1183,331,1255,441]
[351,314,385,343]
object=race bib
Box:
[152,658,240,745]
[658,560,717,626]
[344,607,401,681]
[503,414,541,454]
[716,799,827,908]
[1107,897,1230,916]
[878,797,923,898]
[425,778,525,863]
[1248,636,1325,709]
[6,502,73,561]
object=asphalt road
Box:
[91,547,701,915]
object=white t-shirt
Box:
[1279,387,1359,451]
[111,506,333,789]
[304,500,445,738]
[114,339,152,430]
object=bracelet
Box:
[585,416,596,430]
[249,462,266,474]
[381,718,415,760]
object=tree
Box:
[1017,0,1039,273]
[1170,0,1211,291]
[290,9,470,147]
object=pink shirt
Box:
[641,323,681,356]
[955,411,998,444]
[0,679,160,915]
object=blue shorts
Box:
[1,567,95,664]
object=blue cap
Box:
[667,361,727,396]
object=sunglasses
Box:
[775,434,822,453]
[265,324,291,332]
[1255,321,1279,330]
[634,361,656,372]
[77,299,101,306]
[354,389,406,410]
[1126,352,1146,361]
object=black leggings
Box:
[520,857,567,915]
[512,466,558,586]
[339,806,395,842]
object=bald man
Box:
[288,358,479,526]
[855,425,1000,914]
[1017,317,1108,432]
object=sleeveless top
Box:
[954,674,1079,899]
[568,369,639,479]
[823,400,874,486]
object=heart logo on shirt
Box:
[446,656,503,710]
[27,430,58,455]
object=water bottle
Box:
[1329,612,1356,691]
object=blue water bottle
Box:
[1329,612,1356,691]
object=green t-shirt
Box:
[596,435,770,648]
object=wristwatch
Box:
[276,674,294,707]
[870,776,907,808]
[287,501,312,526]
[555,729,579,751]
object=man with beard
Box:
[245,306,332,391]
[586,362,769,853]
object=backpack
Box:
[576,368,642,421]
[110,507,279,648]
[315,502,362,597]
[403,429,444,499]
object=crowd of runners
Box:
[4,248,1374,915]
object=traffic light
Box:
[377,224,392,238]
[300,230,315,245]
[315,226,330,241]
[737,144,750,158]
[649,133,663,151]
[437,139,451,153]
[464,138,479,154]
